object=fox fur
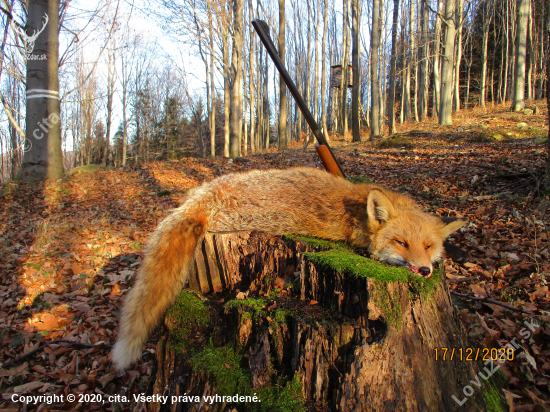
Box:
[112,167,467,371]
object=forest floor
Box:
[0,100,549,411]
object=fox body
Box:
[112,167,466,370]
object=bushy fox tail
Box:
[111,210,207,371]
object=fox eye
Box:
[425,245,432,250]
[395,240,408,248]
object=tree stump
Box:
[145,232,504,412]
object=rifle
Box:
[252,20,346,178]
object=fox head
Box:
[365,189,467,277]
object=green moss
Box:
[283,235,350,251]
[70,164,101,175]
[165,290,210,351]
[347,175,373,184]
[225,298,267,315]
[274,308,293,324]
[190,344,304,411]
[376,136,415,149]
[190,345,250,395]
[256,374,305,412]
[297,241,440,329]
[373,283,403,328]
[482,380,505,412]
[224,298,294,326]
[303,248,438,289]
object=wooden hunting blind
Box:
[331,64,353,88]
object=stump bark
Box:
[145,232,501,412]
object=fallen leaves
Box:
[0,102,548,410]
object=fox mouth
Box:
[407,265,432,278]
[372,252,433,278]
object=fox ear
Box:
[367,189,396,225]
[440,217,468,238]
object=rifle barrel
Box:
[252,19,346,178]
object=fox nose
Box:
[419,266,431,277]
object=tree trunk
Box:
[388,0,399,134]
[480,0,492,108]
[278,0,288,151]
[527,0,533,101]
[122,52,128,166]
[248,0,255,154]
[439,0,456,126]
[351,0,360,142]
[370,0,381,137]
[339,0,350,136]
[410,0,418,122]
[103,48,115,166]
[223,26,230,158]
[453,0,463,113]
[433,0,443,117]
[512,0,529,111]
[418,0,429,120]
[321,0,329,137]
[148,232,499,412]
[209,9,216,158]
[229,0,244,157]
[20,0,64,180]
[544,0,550,190]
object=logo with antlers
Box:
[11,13,49,55]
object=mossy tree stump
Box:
[146,232,503,412]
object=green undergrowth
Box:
[190,344,304,411]
[165,290,210,352]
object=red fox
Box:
[112,167,466,370]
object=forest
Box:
[0,0,545,177]
[0,0,549,411]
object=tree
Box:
[370,0,381,137]
[387,0,399,134]
[418,0,429,120]
[544,0,550,189]
[320,0,329,137]
[512,0,530,111]
[278,0,287,151]
[229,0,243,158]
[20,0,63,180]
[339,0,350,136]
[480,0,493,108]
[351,0,361,142]
[439,0,457,125]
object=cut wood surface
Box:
[148,232,501,412]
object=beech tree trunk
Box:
[371,0,381,137]
[388,0,399,134]
[20,0,64,180]
[512,0,529,111]
[229,0,244,158]
[351,0,361,142]
[278,0,288,151]
[439,0,456,125]
[146,232,498,412]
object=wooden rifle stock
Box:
[252,19,346,178]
